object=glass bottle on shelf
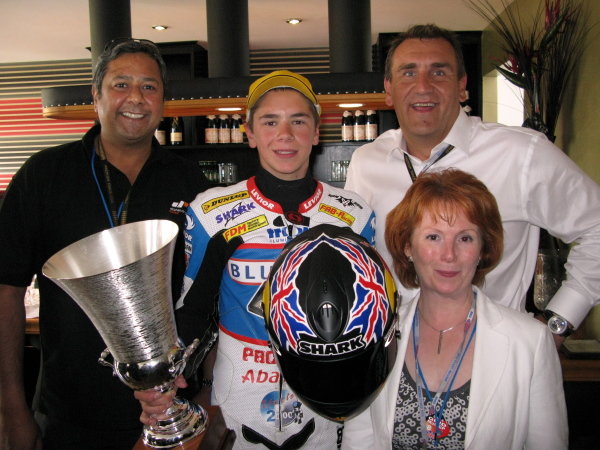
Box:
[230,114,243,144]
[199,161,219,183]
[341,110,354,142]
[365,110,378,141]
[353,110,365,141]
[218,114,231,144]
[154,118,169,145]
[205,115,218,144]
[170,117,184,145]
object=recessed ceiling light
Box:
[338,103,364,108]
[217,107,243,112]
[152,25,168,31]
[286,18,302,25]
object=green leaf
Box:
[496,65,527,89]
[539,13,568,50]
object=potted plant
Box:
[466,0,594,143]
[467,0,596,311]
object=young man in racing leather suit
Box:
[136,71,375,449]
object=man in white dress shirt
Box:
[345,24,600,344]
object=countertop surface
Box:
[24,317,600,382]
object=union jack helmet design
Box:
[262,224,398,421]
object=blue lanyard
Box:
[90,141,129,228]
[412,293,477,447]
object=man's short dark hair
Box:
[92,38,168,98]
[384,24,466,81]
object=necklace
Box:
[418,310,466,354]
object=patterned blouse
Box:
[392,364,470,449]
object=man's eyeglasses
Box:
[103,37,159,53]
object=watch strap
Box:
[543,310,574,337]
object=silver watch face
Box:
[548,315,568,335]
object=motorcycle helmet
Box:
[262,224,398,421]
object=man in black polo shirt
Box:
[0,39,208,449]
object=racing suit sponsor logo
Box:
[223,215,269,241]
[284,211,309,225]
[185,215,195,231]
[216,201,257,225]
[228,258,272,285]
[169,200,189,215]
[241,370,281,384]
[300,184,323,210]
[247,284,269,317]
[369,216,376,244]
[318,203,356,226]
[242,347,276,364]
[250,187,277,210]
[266,225,309,243]
[259,390,304,428]
[327,193,364,209]
[298,335,365,356]
[201,191,249,214]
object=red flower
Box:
[545,0,561,29]
[506,54,521,74]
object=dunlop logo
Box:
[201,191,250,214]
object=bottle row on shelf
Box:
[155,110,380,147]
[205,114,244,145]
[154,115,245,146]
[154,117,185,146]
[341,110,378,142]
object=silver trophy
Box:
[42,219,208,448]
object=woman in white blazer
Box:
[343,169,567,449]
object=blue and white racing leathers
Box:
[176,175,375,449]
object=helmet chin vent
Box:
[313,301,342,342]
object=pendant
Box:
[426,414,451,439]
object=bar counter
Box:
[24,317,600,382]
[25,317,39,335]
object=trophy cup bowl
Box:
[42,219,208,448]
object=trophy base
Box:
[142,397,208,448]
[133,405,235,450]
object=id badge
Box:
[426,414,450,439]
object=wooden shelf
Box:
[43,92,389,120]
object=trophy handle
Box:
[182,338,200,361]
[169,338,200,379]
[98,348,115,369]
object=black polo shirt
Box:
[0,124,209,440]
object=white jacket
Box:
[342,287,568,450]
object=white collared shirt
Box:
[346,111,600,327]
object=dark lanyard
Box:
[403,144,455,182]
[91,138,131,228]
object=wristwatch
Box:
[543,310,574,337]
